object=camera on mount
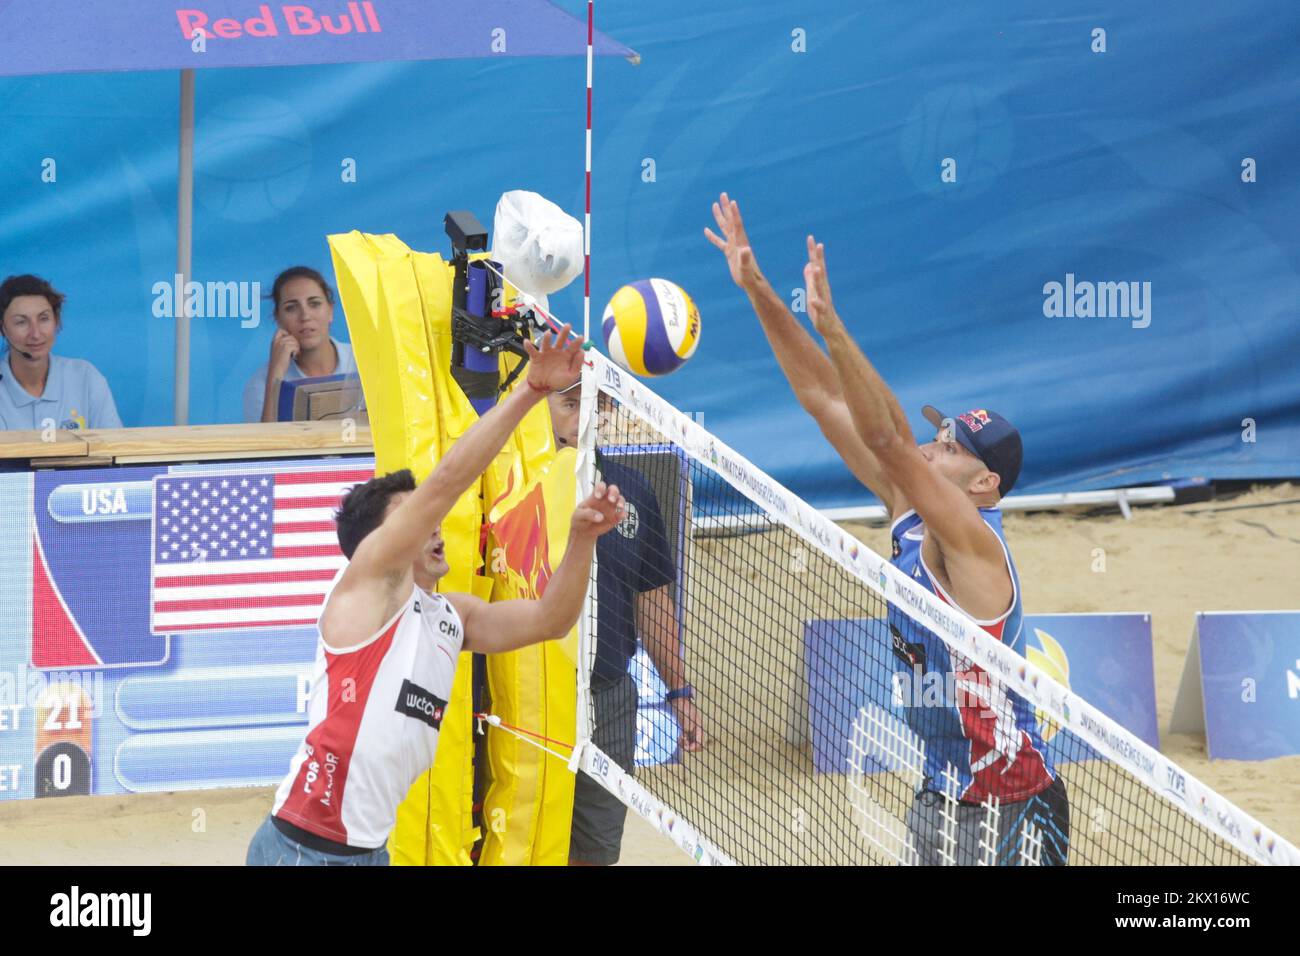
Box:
[444,211,547,409]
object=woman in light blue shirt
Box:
[244,266,358,422]
[0,274,122,431]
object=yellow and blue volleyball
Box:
[601,278,701,377]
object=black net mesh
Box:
[581,391,1252,866]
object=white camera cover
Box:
[492,190,585,298]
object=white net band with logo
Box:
[570,351,1298,867]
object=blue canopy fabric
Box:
[0,0,636,76]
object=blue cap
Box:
[922,405,1023,498]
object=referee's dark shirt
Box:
[592,458,675,686]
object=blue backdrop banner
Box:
[1,1,1297,506]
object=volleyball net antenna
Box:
[569,351,1299,867]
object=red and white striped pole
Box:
[583,0,594,342]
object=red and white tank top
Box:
[271,584,464,849]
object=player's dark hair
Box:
[269,265,335,315]
[335,469,416,559]
[0,274,65,332]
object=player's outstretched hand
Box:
[571,481,626,540]
[704,192,764,291]
[803,234,841,336]
[524,323,585,394]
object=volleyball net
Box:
[569,352,1298,867]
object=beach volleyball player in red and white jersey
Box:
[247,325,626,866]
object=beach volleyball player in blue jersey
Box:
[707,194,1069,865]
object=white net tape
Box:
[569,350,1298,866]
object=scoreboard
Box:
[1,451,686,801]
[0,457,366,800]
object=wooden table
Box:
[0,428,90,462]
[0,422,374,468]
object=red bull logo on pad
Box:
[489,478,554,600]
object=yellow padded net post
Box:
[328,231,576,866]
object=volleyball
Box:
[601,278,701,376]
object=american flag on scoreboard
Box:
[149,467,371,633]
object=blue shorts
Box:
[246,815,389,867]
[905,774,1070,866]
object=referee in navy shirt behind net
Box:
[548,379,705,865]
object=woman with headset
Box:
[0,274,121,431]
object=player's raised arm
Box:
[705,194,902,514]
[343,326,584,588]
[806,247,997,560]
[801,237,916,447]
[451,482,626,653]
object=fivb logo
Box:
[50,887,151,936]
[1042,273,1151,329]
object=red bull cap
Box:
[922,405,1023,497]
